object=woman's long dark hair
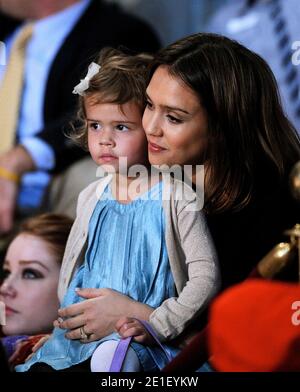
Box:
[150,33,300,213]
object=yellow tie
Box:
[0,24,33,154]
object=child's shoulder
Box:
[78,175,113,205]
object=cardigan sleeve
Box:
[149,203,221,341]
[57,181,98,302]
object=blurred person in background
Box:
[0,0,160,239]
[207,0,300,135]
[0,213,73,369]
[114,0,225,46]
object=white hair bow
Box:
[72,62,101,96]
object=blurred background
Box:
[108,0,226,46]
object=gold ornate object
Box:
[289,161,300,282]
[284,224,300,244]
[257,241,297,279]
[289,161,300,202]
[286,224,300,282]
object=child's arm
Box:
[115,317,155,345]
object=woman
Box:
[142,32,300,289]
[54,33,300,348]
[0,213,73,367]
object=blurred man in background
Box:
[0,0,160,235]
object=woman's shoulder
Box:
[166,177,205,215]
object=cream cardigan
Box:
[58,175,220,341]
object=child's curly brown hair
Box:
[70,47,153,150]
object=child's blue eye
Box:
[116,124,129,132]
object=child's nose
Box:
[99,129,115,146]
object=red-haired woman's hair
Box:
[19,213,73,263]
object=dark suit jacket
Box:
[0,0,160,172]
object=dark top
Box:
[0,341,9,373]
[207,170,300,290]
[0,0,160,173]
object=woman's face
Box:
[0,233,60,336]
[143,65,208,168]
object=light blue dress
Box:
[17,182,179,372]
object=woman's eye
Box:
[167,114,182,124]
[145,100,153,110]
[22,269,43,280]
[116,124,129,132]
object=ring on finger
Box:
[79,326,92,341]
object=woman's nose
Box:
[0,276,17,298]
[143,111,163,137]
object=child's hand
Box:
[115,317,155,345]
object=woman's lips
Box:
[148,142,167,153]
[5,306,18,316]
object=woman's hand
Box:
[0,147,35,234]
[115,317,155,345]
[0,176,18,234]
[54,288,154,343]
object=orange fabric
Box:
[209,279,300,372]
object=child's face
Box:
[86,98,148,174]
